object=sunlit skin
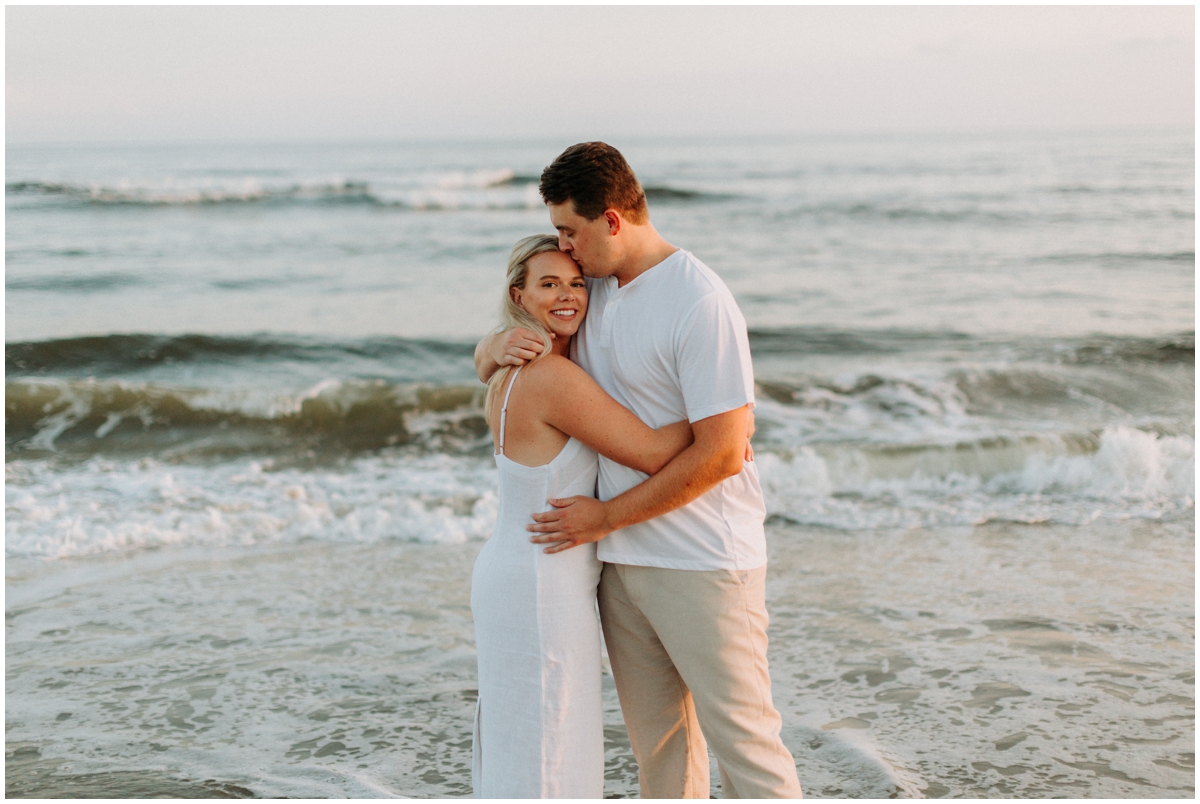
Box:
[547,200,678,287]
[487,249,696,486]
[510,250,588,358]
[481,199,679,365]
[547,202,622,281]
[473,200,754,554]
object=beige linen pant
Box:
[598,562,803,799]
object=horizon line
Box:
[6,123,1194,150]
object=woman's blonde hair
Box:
[484,234,563,418]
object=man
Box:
[474,142,802,799]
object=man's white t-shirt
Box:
[572,249,767,571]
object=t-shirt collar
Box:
[612,248,684,293]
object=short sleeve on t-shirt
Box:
[675,290,757,423]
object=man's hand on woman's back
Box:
[475,327,755,460]
[474,327,555,383]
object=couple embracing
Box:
[470,143,802,799]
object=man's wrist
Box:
[480,332,505,380]
[599,500,623,537]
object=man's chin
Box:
[579,264,610,279]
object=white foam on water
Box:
[758,426,1195,530]
[8,166,540,210]
[5,454,499,560]
[4,539,485,798]
[371,182,541,210]
[764,517,1195,797]
[996,424,1195,500]
[433,168,516,189]
[7,518,1190,798]
[8,424,1192,560]
[755,371,977,448]
[7,176,377,206]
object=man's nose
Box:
[557,235,571,252]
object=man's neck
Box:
[612,227,679,287]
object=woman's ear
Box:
[510,285,525,310]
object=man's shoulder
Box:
[647,250,731,304]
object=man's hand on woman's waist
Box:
[529,405,754,553]
[526,496,613,554]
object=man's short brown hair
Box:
[539,142,649,225]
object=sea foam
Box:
[5,454,499,560]
[7,424,1192,560]
[758,426,1194,530]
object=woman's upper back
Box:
[490,355,580,468]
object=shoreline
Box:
[6,517,1193,798]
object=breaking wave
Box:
[6,333,477,378]
[747,328,1193,365]
[5,325,1191,558]
[6,174,732,211]
[5,378,488,461]
[758,426,1194,530]
[6,422,1192,560]
[9,329,1192,376]
[5,453,501,558]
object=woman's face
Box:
[511,250,588,341]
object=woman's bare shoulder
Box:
[513,356,594,420]
[523,353,587,382]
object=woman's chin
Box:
[544,321,581,341]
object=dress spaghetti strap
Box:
[497,367,521,456]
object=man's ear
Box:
[510,286,525,309]
[604,209,621,236]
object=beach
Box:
[6,130,1194,797]
[6,519,1192,797]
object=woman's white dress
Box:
[470,368,605,798]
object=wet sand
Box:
[6,519,1194,798]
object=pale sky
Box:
[5,5,1195,144]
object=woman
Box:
[471,234,694,798]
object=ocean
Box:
[5,130,1194,797]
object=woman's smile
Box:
[512,250,588,347]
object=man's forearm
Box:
[474,332,502,383]
[601,438,741,533]
[476,328,550,383]
[527,406,750,553]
